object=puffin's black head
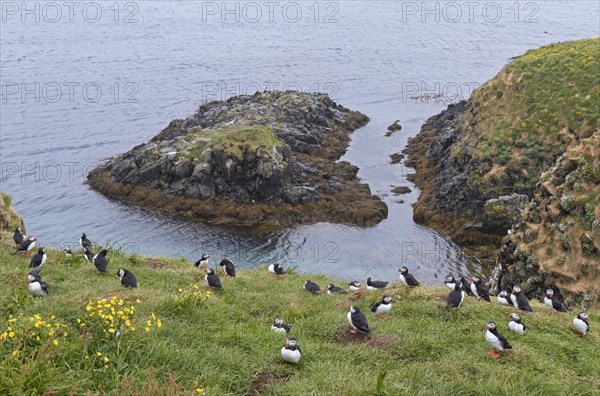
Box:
[27,273,39,282]
[454,283,462,291]
[444,274,454,284]
[471,276,481,284]
[38,247,44,254]
[545,289,554,297]
[367,277,372,283]
[274,317,283,326]
[485,321,497,331]
[15,227,21,232]
[349,281,361,288]
[499,290,508,298]
[327,283,335,289]
[305,279,312,284]
[274,263,280,268]
[508,313,521,322]
[117,268,125,277]
[512,285,522,294]
[285,337,297,348]
[382,296,392,304]
[206,267,215,274]
[578,312,589,323]
[350,305,360,313]
[398,266,408,274]
[82,233,86,238]
[100,249,108,256]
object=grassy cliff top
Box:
[454,38,599,197]
[1,194,599,395]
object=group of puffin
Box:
[13,228,138,298]
[12,226,591,364]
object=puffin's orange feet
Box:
[350,329,357,334]
[487,350,501,358]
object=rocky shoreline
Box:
[88,91,388,228]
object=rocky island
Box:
[404,39,599,301]
[88,91,388,227]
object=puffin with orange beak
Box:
[573,312,590,338]
[484,321,512,358]
[281,337,301,364]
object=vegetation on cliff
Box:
[1,194,599,395]
[405,39,599,298]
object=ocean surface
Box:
[1,1,598,283]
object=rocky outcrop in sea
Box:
[88,91,388,227]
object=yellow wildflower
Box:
[53,340,59,346]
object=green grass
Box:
[0,194,599,395]
[182,125,282,160]
[455,38,600,198]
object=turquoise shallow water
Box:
[1,1,598,283]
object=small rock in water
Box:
[385,120,402,137]
[391,186,411,195]
[389,153,404,164]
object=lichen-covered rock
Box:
[482,194,529,234]
[88,91,387,227]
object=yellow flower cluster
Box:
[85,296,138,336]
[84,296,162,338]
[177,284,212,303]
[1,313,69,357]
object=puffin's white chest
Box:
[29,282,46,297]
[367,285,378,291]
[508,321,525,335]
[349,285,359,291]
[347,311,356,329]
[446,282,456,291]
[399,274,407,285]
[485,330,504,350]
[374,303,392,315]
[40,254,47,266]
[470,283,479,297]
[573,318,588,336]
[271,325,286,334]
[281,347,301,363]
[511,294,519,309]
[543,297,554,309]
[497,296,510,306]
[268,265,275,274]
[27,241,36,251]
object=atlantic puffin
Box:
[83,247,94,262]
[205,267,222,288]
[544,289,567,312]
[371,296,393,315]
[303,280,321,294]
[194,253,211,267]
[79,233,92,249]
[573,312,589,338]
[16,236,36,252]
[271,318,291,333]
[348,281,361,291]
[13,227,25,245]
[484,321,512,358]
[497,290,513,306]
[366,277,388,291]
[281,337,301,364]
[29,248,46,269]
[327,284,347,294]
[93,249,108,273]
[470,277,491,302]
[460,276,474,296]
[63,247,73,257]
[268,263,286,275]
[28,272,49,297]
[443,274,457,291]
[117,268,138,288]
[512,286,533,312]
[398,267,420,287]
[347,305,370,334]
[446,282,465,309]
[508,313,526,334]
[219,259,236,277]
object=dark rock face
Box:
[88,91,388,227]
